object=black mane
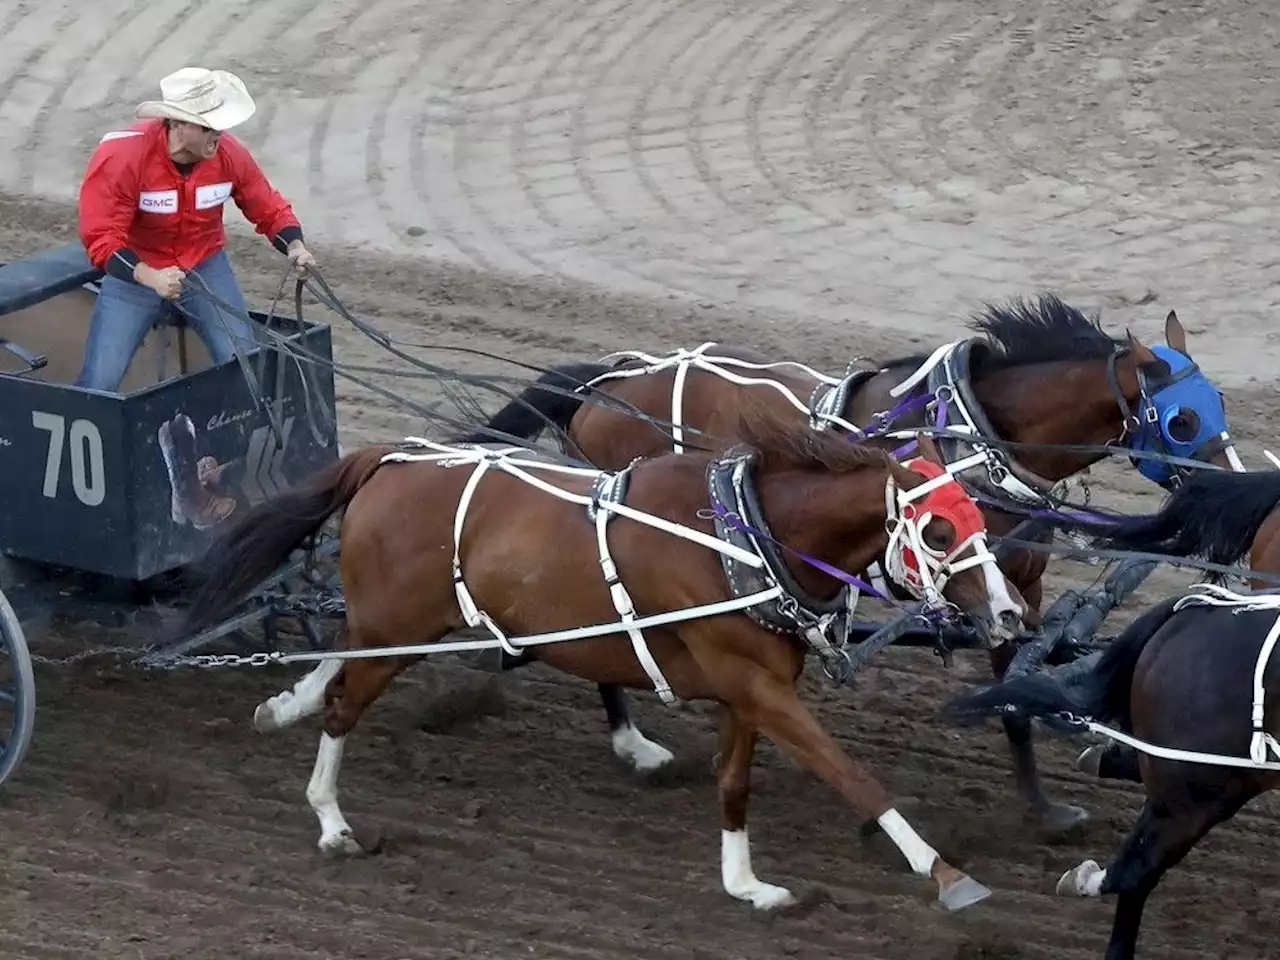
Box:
[883,294,1122,380]
[968,294,1121,372]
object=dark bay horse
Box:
[942,582,1280,960]
[181,408,1023,912]
[465,296,1240,833]
[1058,464,1280,800]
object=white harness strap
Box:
[449,454,521,656]
[585,343,873,450]
[888,341,957,399]
[593,474,675,703]
[670,342,713,453]
[1173,584,1280,765]
[378,439,782,705]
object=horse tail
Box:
[179,445,396,638]
[1077,469,1280,567]
[452,361,615,444]
[941,596,1180,731]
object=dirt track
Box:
[3,0,1280,957]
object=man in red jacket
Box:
[76,66,316,392]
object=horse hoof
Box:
[253,701,282,733]
[319,830,366,857]
[1056,859,1103,897]
[611,726,675,774]
[938,875,992,912]
[1076,745,1105,777]
[1032,801,1090,834]
[730,882,796,911]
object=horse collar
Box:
[919,341,1062,508]
[809,367,881,432]
[705,449,852,646]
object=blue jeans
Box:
[75,249,258,393]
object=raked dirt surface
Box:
[2,0,1280,957]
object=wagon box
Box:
[0,242,340,582]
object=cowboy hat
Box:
[135,67,256,131]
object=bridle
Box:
[1105,344,1240,488]
[883,458,1000,610]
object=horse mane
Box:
[729,393,892,475]
[883,293,1123,379]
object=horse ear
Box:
[1125,328,1159,365]
[1164,309,1189,355]
[916,433,945,467]
[886,455,920,490]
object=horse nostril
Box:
[999,610,1023,633]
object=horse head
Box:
[1118,310,1243,489]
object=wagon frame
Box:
[0,241,345,784]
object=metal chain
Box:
[171,652,283,669]
[27,644,151,666]
[17,645,288,671]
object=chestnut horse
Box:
[462,295,1240,833]
[181,408,1025,913]
[943,578,1280,960]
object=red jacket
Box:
[77,118,301,273]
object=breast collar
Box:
[703,444,997,677]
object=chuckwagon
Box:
[0,240,342,785]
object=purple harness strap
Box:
[857,381,1122,529]
[706,499,949,624]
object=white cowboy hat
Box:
[135,67,256,131]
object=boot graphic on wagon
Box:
[157,413,238,529]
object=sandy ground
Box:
[1,0,1280,957]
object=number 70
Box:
[32,411,106,506]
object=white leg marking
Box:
[306,732,362,855]
[720,829,796,910]
[611,723,675,772]
[877,807,940,877]
[254,659,342,733]
[1057,858,1107,897]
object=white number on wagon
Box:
[31,410,106,506]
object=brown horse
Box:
[942,461,1280,957]
[462,295,1241,833]
[181,407,1025,912]
[943,577,1280,959]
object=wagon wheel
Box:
[0,587,35,787]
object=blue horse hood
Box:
[1132,344,1230,485]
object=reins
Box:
[170,262,1267,587]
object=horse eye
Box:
[922,521,954,551]
[1166,409,1201,443]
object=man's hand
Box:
[135,263,185,299]
[286,239,316,277]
